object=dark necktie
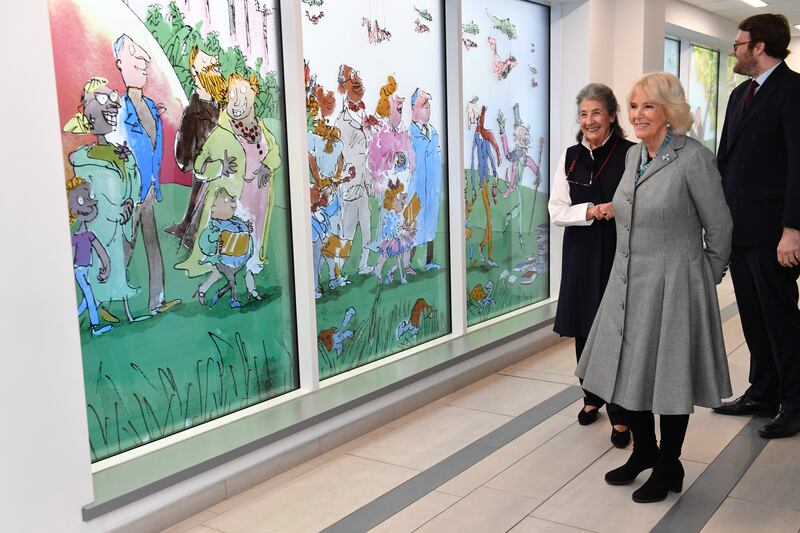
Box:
[744,79,759,110]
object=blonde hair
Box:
[375,76,397,118]
[228,72,260,95]
[383,181,404,210]
[66,176,86,223]
[628,72,693,135]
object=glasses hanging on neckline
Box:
[566,138,619,188]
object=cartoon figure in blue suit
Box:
[109,34,180,315]
[408,88,443,271]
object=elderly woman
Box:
[576,72,733,503]
[549,83,634,447]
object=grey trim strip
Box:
[651,416,769,533]
[720,302,739,323]
[321,386,585,533]
[82,309,557,520]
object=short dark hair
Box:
[739,14,791,60]
[574,83,626,142]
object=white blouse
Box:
[548,135,612,227]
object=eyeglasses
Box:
[94,91,119,105]
[565,138,619,188]
[732,40,751,52]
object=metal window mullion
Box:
[445,0,467,337]
[279,0,319,391]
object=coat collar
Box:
[635,133,685,188]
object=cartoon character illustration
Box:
[528,65,539,88]
[469,280,495,311]
[67,177,112,337]
[466,97,479,130]
[176,72,282,304]
[463,38,478,51]
[486,9,517,40]
[318,306,356,357]
[196,188,253,309]
[408,88,442,271]
[334,64,376,277]
[465,198,475,263]
[470,106,500,266]
[414,19,430,33]
[166,46,225,250]
[368,75,415,198]
[414,6,432,22]
[362,18,392,44]
[487,36,518,80]
[371,179,416,285]
[108,34,181,315]
[396,298,434,341]
[305,10,325,24]
[498,104,544,251]
[311,184,342,298]
[64,76,148,324]
[463,21,480,35]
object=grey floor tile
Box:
[701,497,800,533]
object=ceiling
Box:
[679,0,800,36]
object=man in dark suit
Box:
[713,14,800,438]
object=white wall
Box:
[665,0,738,46]
[0,0,95,531]
[787,37,800,72]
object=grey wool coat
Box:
[576,134,733,414]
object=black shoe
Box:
[578,406,600,426]
[713,395,778,417]
[632,461,684,503]
[758,410,800,439]
[605,448,658,485]
[611,427,632,448]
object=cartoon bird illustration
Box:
[415,19,431,33]
[463,21,480,35]
[529,65,539,88]
[396,298,434,340]
[414,5,433,22]
[318,306,356,357]
[305,10,325,24]
[362,17,392,44]
[486,9,517,40]
[469,280,495,311]
[463,38,478,51]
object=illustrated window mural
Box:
[664,37,680,77]
[686,44,720,152]
[461,0,550,326]
[302,0,451,379]
[48,0,299,461]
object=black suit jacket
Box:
[718,61,800,247]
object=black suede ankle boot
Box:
[605,410,658,485]
[631,460,684,503]
[604,446,658,485]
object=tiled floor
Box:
[164,278,800,533]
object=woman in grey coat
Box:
[576,72,733,503]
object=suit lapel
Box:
[725,62,786,154]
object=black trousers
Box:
[576,336,628,426]
[729,246,800,411]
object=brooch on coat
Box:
[662,153,671,161]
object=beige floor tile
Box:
[701,497,800,533]
[484,420,612,500]
[448,375,567,416]
[415,487,542,533]
[556,399,584,419]
[204,454,417,533]
[177,527,224,533]
[206,426,392,515]
[681,407,750,464]
[387,395,455,429]
[533,449,706,533]
[500,368,580,385]
[728,343,750,368]
[368,491,460,533]
[438,415,575,497]
[722,316,747,355]
[509,517,595,533]
[348,405,511,470]
[161,512,220,533]
[449,374,505,400]
[717,290,737,310]
[727,363,751,398]
[505,342,578,377]
[731,437,800,511]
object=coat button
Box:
[626,195,632,204]
[621,275,627,284]
[617,327,623,336]
[620,301,625,310]
[624,223,630,231]
[622,249,629,257]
